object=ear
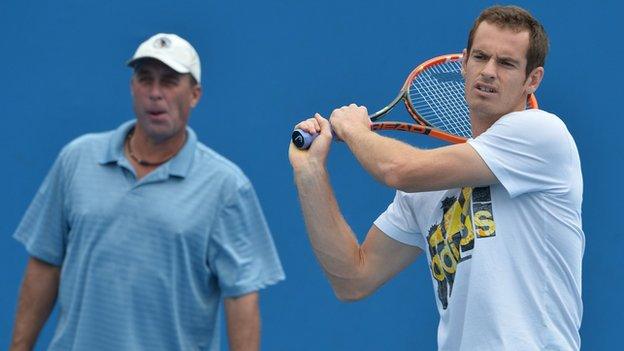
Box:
[190,84,202,108]
[130,77,135,97]
[525,66,544,95]
[461,48,468,77]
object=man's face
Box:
[131,59,201,142]
[462,21,541,123]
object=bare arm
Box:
[224,292,260,351]
[289,115,422,301]
[10,257,60,351]
[330,104,498,192]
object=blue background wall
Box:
[1,0,621,349]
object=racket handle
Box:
[292,129,318,150]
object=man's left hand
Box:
[329,103,371,142]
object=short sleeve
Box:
[467,110,574,198]
[207,180,285,297]
[374,191,426,249]
[13,153,69,266]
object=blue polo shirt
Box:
[14,121,285,350]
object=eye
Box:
[162,77,179,87]
[473,53,487,61]
[137,75,152,84]
[499,60,516,68]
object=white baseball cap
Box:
[127,33,201,83]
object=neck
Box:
[470,112,497,138]
[126,127,187,167]
[471,101,527,137]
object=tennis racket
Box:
[291,53,539,149]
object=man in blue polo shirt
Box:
[10,33,284,351]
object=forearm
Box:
[293,162,366,295]
[342,129,480,192]
[225,293,260,351]
[342,129,427,191]
[328,103,491,192]
[10,257,60,351]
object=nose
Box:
[148,81,163,100]
[480,58,497,81]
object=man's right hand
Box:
[288,113,333,172]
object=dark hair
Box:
[466,5,549,76]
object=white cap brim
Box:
[127,54,191,75]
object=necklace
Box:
[125,129,184,167]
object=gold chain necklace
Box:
[125,129,183,167]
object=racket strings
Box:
[413,62,470,136]
[411,61,469,135]
[408,60,472,138]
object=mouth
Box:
[146,109,168,118]
[475,83,497,94]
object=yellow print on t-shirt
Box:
[427,186,495,309]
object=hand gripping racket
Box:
[292,53,538,149]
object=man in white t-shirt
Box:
[288,5,583,351]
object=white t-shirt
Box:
[374,109,584,351]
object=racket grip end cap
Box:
[292,129,317,150]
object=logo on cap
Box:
[154,37,172,49]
